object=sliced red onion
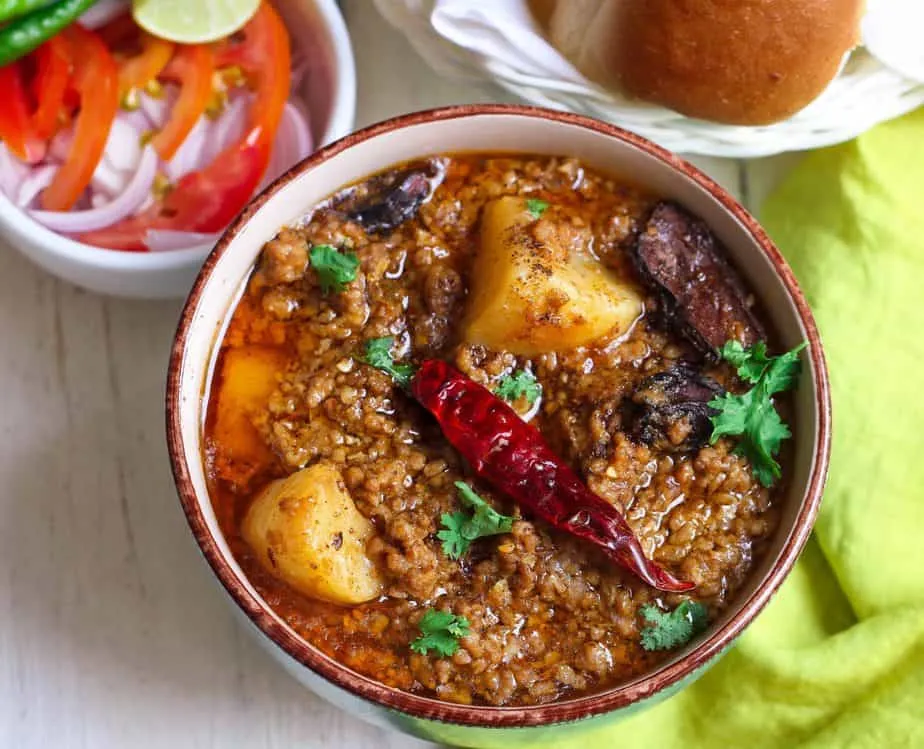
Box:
[91,114,146,198]
[105,116,144,172]
[290,53,309,91]
[49,127,73,162]
[200,94,249,167]
[0,144,30,199]
[49,113,147,200]
[164,115,212,182]
[79,0,129,29]
[28,146,158,232]
[139,87,178,130]
[16,165,58,208]
[90,193,110,209]
[143,230,221,253]
[262,101,314,188]
[119,107,153,135]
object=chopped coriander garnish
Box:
[437,481,514,559]
[709,340,807,487]
[495,369,541,406]
[640,600,709,651]
[361,337,416,388]
[309,244,359,294]
[526,198,549,219]
[410,609,470,657]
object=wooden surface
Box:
[0,3,802,746]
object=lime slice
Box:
[132,0,261,44]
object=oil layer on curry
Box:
[204,154,799,707]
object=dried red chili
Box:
[410,359,694,593]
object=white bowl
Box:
[0,0,356,299]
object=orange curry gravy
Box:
[204,154,784,706]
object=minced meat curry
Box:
[204,154,798,707]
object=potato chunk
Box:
[242,463,383,605]
[464,196,643,354]
[209,346,286,488]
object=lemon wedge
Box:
[132,0,261,44]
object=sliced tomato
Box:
[151,43,214,161]
[118,31,174,99]
[213,0,290,139]
[80,130,271,250]
[31,35,72,140]
[163,128,271,231]
[41,24,119,212]
[0,62,45,163]
[96,12,138,50]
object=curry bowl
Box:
[166,105,831,746]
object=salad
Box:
[0,0,313,252]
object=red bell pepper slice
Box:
[41,24,119,212]
[0,62,45,163]
[30,35,72,141]
[117,31,174,99]
[151,43,214,161]
[79,1,291,251]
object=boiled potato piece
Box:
[210,346,286,486]
[242,463,383,605]
[464,196,643,354]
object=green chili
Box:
[0,0,54,22]
[0,0,98,67]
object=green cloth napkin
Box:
[566,107,924,748]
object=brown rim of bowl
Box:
[166,103,832,728]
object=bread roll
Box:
[544,0,863,125]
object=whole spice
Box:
[410,359,693,593]
[0,0,98,67]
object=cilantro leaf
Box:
[437,481,514,559]
[526,198,549,219]
[309,244,359,294]
[719,340,771,383]
[409,609,470,657]
[640,600,709,651]
[436,512,471,559]
[361,337,417,388]
[762,342,807,395]
[719,339,806,392]
[495,369,541,405]
[710,341,806,487]
[708,388,756,441]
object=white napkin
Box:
[863,0,924,83]
[431,0,585,84]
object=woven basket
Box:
[374,0,924,158]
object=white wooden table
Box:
[0,4,802,747]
